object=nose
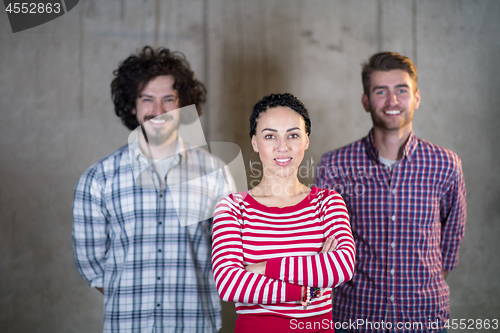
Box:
[276,138,288,151]
[387,92,398,106]
[151,100,166,116]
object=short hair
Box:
[111,46,207,130]
[361,52,418,96]
[249,93,311,138]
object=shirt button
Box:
[391,242,396,248]
[157,303,161,307]
[390,269,395,275]
[158,249,162,252]
[158,221,163,225]
[157,277,161,280]
[160,194,163,198]
[391,215,396,221]
[391,189,396,195]
[390,295,395,302]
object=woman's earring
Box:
[249,151,259,176]
[300,149,314,175]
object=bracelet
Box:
[301,287,321,310]
[301,287,311,310]
[310,287,320,299]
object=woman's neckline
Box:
[245,186,318,211]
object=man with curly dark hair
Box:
[110,46,207,131]
[73,46,234,332]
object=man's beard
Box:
[142,113,179,148]
[145,125,176,146]
[369,104,414,131]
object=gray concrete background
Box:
[1,0,499,332]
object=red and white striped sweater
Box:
[212,187,355,318]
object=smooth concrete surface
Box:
[1,1,498,332]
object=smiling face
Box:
[251,106,309,179]
[362,69,421,134]
[133,75,181,146]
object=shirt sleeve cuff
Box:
[442,251,459,272]
[285,284,303,302]
[89,277,104,288]
[442,261,457,272]
[265,257,283,280]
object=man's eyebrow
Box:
[372,85,387,92]
[139,94,176,98]
[372,83,410,92]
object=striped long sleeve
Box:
[211,187,355,317]
[264,191,355,288]
[211,194,302,304]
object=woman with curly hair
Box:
[211,93,355,332]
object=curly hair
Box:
[111,46,207,130]
[249,93,311,138]
[362,52,418,96]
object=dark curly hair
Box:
[111,46,207,130]
[249,93,311,138]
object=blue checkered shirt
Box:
[73,137,234,332]
[315,130,466,333]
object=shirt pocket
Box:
[167,176,217,227]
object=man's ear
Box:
[414,89,421,110]
[251,135,258,153]
[132,108,136,115]
[361,94,370,112]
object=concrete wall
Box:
[1,0,498,332]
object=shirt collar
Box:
[130,134,189,165]
[364,128,418,163]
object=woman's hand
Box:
[244,261,267,275]
[320,236,339,253]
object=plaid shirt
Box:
[315,130,466,333]
[73,137,234,333]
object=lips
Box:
[383,110,402,115]
[144,114,173,125]
[149,118,166,124]
[274,157,292,167]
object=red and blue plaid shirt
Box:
[315,130,466,333]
